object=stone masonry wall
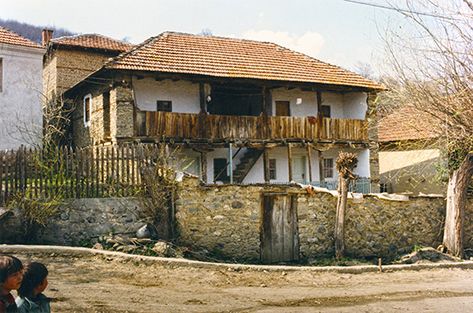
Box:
[367,92,380,193]
[176,176,473,261]
[111,86,134,141]
[0,198,148,245]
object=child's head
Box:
[18,262,48,299]
[0,255,23,292]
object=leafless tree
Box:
[334,152,358,259]
[383,0,473,257]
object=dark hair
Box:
[18,262,48,299]
[0,255,23,283]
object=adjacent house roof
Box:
[0,27,42,49]
[378,106,438,142]
[51,34,133,53]
[104,32,384,90]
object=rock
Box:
[136,223,158,239]
[92,243,104,250]
[152,241,172,256]
[396,247,461,264]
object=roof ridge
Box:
[104,34,163,69]
[52,33,132,45]
[268,41,383,88]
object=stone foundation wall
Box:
[176,176,473,261]
[2,175,473,262]
[0,198,148,245]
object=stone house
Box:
[378,106,444,194]
[42,30,133,99]
[64,31,384,191]
[0,27,44,150]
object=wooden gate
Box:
[261,193,300,263]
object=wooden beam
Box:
[201,151,207,183]
[307,144,313,183]
[199,82,206,113]
[263,147,270,183]
[316,91,322,116]
[264,87,272,116]
[318,150,324,184]
[228,143,233,184]
[287,143,293,182]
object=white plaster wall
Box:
[271,88,317,117]
[132,78,200,113]
[343,92,367,120]
[0,44,44,150]
[320,92,344,119]
[243,147,320,184]
[321,147,371,183]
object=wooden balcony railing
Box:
[135,111,368,142]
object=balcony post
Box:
[287,143,293,182]
[263,147,270,183]
[228,143,233,184]
[307,144,313,183]
[201,151,207,183]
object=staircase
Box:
[233,148,263,183]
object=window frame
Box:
[83,94,92,127]
[156,100,172,112]
[322,158,334,178]
[320,105,331,118]
[269,158,277,180]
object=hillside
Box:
[0,18,75,43]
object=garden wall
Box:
[2,175,473,262]
[176,176,473,261]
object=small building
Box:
[0,27,44,150]
[378,106,444,194]
[42,30,133,99]
[65,32,384,191]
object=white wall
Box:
[321,92,344,119]
[0,44,44,150]
[270,89,367,120]
[343,92,368,120]
[271,88,317,117]
[202,146,370,184]
[132,77,200,113]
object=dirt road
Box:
[5,248,473,313]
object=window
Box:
[103,92,110,137]
[157,100,172,112]
[269,159,277,180]
[0,58,3,92]
[213,158,229,183]
[320,105,331,118]
[83,94,92,127]
[322,158,334,178]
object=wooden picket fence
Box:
[0,144,155,206]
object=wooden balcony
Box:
[135,111,368,142]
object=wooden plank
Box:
[200,151,207,183]
[263,147,270,183]
[307,144,313,183]
[287,143,293,182]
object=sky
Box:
[1,0,404,74]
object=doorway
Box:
[261,193,299,263]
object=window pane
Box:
[269,158,276,180]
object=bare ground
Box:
[6,249,473,313]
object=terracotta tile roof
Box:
[52,34,133,53]
[378,106,438,142]
[105,32,384,90]
[0,27,42,49]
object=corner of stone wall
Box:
[367,92,380,193]
[110,85,135,141]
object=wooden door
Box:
[261,193,299,263]
[275,101,290,116]
[292,156,307,184]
